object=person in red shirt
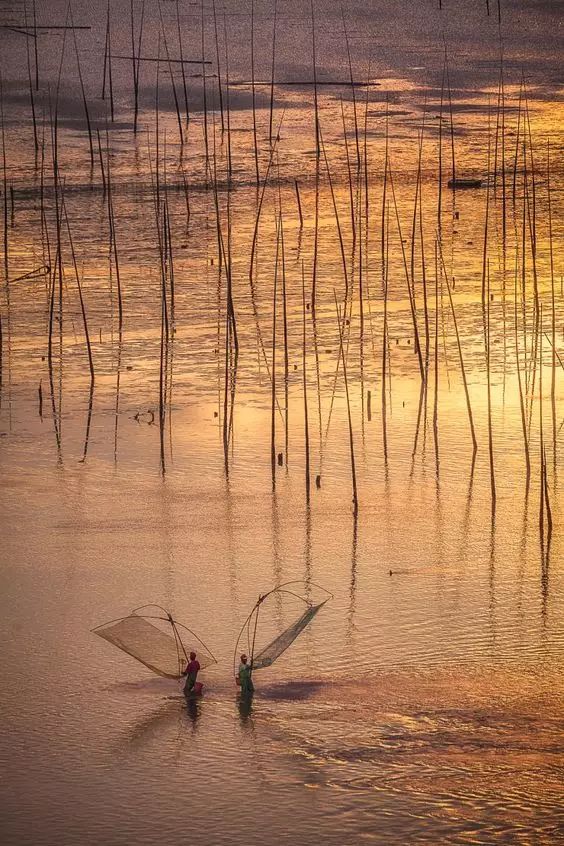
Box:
[182,651,201,695]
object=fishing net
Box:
[252,601,327,670]
[93,612,215,679]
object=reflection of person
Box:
[182,651,200,695]
[185,696,200,725]
[236,653,254,696]
[238,693,253,722]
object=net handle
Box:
[233,601,259,677]
[232,581,333,675]
[261,581,334,602]
[91,615,130,633]
[130,605,217,663]
[172,620,218,665]
[130,603,174,619]
[92,608,217,668]
[170,618,188,676]
[249,596,261,676]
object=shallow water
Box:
[1,1,563,845]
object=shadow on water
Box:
[114,692,202,751]
[116,699,184,750]
[257,680,327,702]
[106,678,180,694]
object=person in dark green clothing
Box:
[237,653,254,696]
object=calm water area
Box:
[1,1,563,843]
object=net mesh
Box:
[252,601,327,670]
[94,615,214,679]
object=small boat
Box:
[448,178,483,189]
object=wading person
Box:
[237,653,254,696]
[183,651,201,695]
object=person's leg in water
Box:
[184,672,196,696]
[241,674,254,696]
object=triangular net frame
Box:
[233,582,332,674]
[93,605,216,679]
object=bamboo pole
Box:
[102,0,115,122]
[433,241,439,474]
[310,13,323,466]
[513,242,531,485]
[445,48,456,189]
[302,261,310,501]
[294,179,303,228]
[381,189,389,464]
[251,0,259,186]
[212,0,224,133]
[437,56,445,231]
[280,211,289,468]
[486,259,496,509]
[158,263,167,476]
[223,20,238,355]
[201,0,209,173]
[419,116,431,374]
[438,242,477,454]
[32,0,39,89]
[341,4,360,170]
[1,70,8,289]
[362,69,376,356]
[130,0,139,133]
[341,97,356,244]
[271,216,279,490]
[335,292,358,515]
[176,0,190,124]
[269,0,278,146]
[539,306,545,541]
[96,129,106,192]
[62,193,95,381]
[388,161,424,379]
[381,97,388,277]
[158,0,184,146]
[249,112,284,289]
[311,0,320,159]
[321,132,349,303]
[105,128,123,331]
[69,3,94,168]
[512,74,524,203]
[107,0,115,121]
[547,140,556,472]
[24,1,38,151]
